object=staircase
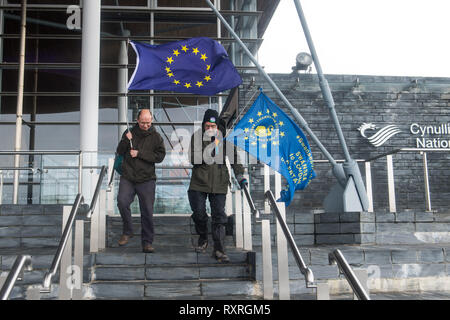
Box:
[0,205,259,300]
[86,215,258,300]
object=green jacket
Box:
[116,125,166,183]
[188,129,244,194]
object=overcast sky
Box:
[258,0,450,78]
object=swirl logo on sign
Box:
[358,123,401,147]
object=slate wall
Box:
[240,73,450,214]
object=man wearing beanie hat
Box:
[188,109,247,263]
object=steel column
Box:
[80,0,101,201]
[12,0,27,204]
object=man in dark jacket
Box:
[188,109,247,263]
[116,109,166,253]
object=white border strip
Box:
[127,41,140,90]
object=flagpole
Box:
[292,0,351,161]
[205,0,369,211]
[204,0,338,169]
[292,0,368,210]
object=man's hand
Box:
[126,131,133,140]
[239,178,248,190]
[130,150,139,158]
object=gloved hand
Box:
[239,178,248,190]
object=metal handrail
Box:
[329,249,370,300]
[86,166,107,219]
[241,183,259,218]
[265,190,316,289]
[0,255,32,300]
[41,193,84,293]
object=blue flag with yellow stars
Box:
[225,90,316,206]
[127,37,242,95]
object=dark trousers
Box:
[188,190,227,252]
[117,176,156,246]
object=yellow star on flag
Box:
[181,45,189,52]
[257,111,262,117]
[244,128,249,133]
[167,73,174,78]
[249,118,254,124]
[184,83,192,88]
[266,109,270,114]
[173,49,180,57]
[165,67,171,73]
[196,81,203,88]
[280,132,285,137]
[204,75,211,82]
[166,57,174,64]
[206,65,211,71]
[192,48,199,55]
[279,121,284,126]
[173,80,180,85]
[200,54,208,61]
[273,112,278,117]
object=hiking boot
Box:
[142,244,155,253]
[212,250,230,263]
[195,238,208,253]
[118,234,133,246]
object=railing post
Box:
[0,170,3,205]
[274,172,290,300]
[261,164,274,299]
[353,269,370,300]
[25,286,41,300]
[421,152,432,212]
[365,162,374,212]
[98,189,107,250]
[90,173,99,253]
[106,157,115,216]
[0,273,6,290]
[58,206,72,300]
[386,155,396,213]
[72,219,84,300]
[316,283,330,300]
[234,185,243,249]
[242,173,252,251]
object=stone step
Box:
[106,234,235,248]
[92,265,251,281]
[88,279,261,299]
[0,204,65,216]
[93,249,249,266]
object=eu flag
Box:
[127,37,242,95]
[225,91,316,206]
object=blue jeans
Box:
[117,176,156,246]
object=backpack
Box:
[113,154,124,175]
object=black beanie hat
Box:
[202,109,219,127]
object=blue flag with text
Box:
[225,91,316,206]
[127,37,242,95]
